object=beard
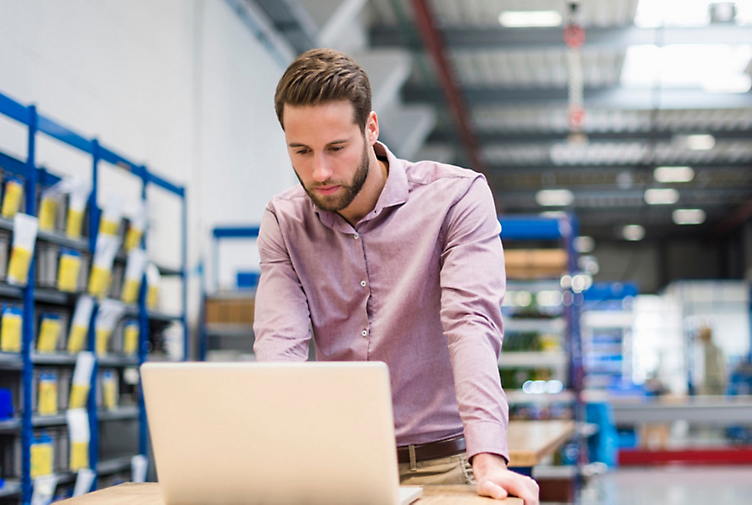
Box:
[296,140,370,213]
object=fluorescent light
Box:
[574,236,595,253]
[685,134,716,150]
[499,10,562,27]
[536,189,574,207]
[623,224,645,241]
[654,166,694,183]
[673,208,706,225]
[645,188,680,205]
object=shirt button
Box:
[360,280,367,287]
[353,234,359,239]
[362,330,368,337]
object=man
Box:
[254,48,538,504]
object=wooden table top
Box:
[59,483,523,504]
[506,420,576,467]
[59,421,574,503]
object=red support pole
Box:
[409,0,486,174]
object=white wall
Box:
[0,0,296,324]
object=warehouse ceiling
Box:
[245,0,752,243]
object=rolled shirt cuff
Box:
[464,420,510,464]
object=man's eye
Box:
[296,149,310,155]
[330,146,343,152]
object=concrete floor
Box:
[580,466,752,505]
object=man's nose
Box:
[312,154,332,182]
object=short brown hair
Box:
[274,48,372,132]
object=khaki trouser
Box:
[398,453,476,486]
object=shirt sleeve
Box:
[439,175,509,462]
[253,206,312,361]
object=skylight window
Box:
[620,44,752,93]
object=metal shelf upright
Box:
[198,226,259,362]
[0,89,188,503]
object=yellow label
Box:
[147,286,159,310]
[38,197,58,232]
[125,227,142,252]
[31,442,54,478]
[7,246,32,286]
[88,266,111,298]
[95,329,111,356]
[121,278,140,305]
[69,383,90,409]
[0,314,22,352]
[1,181,23,219]
[67,324,88,354]
[70,441,89,471]
[123,325,139,356]
[99,219,119,236]
[38,380,59,416]
[37,319,62,353]
[57,254,82,293]
[66,208,84,239]
[103,379,117,411]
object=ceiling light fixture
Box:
[645,188,680,205]
[536,189,574,207]
[672,209,706,225]
[685,134,716,150]
[654,166,694,183]
[499,10,563,28]
[622,225,645,241]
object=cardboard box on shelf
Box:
[505,249,568,279]
[205,297,255,324]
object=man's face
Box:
[283,100,372,212]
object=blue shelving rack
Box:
[498,214,582,394]
[198,226,259,362]
[0,89,188,503]
[498,214,585,490]
[581,282,639,391]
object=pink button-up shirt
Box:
[254,142,508,461]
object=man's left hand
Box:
[472,453,539,505]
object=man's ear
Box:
[366,111,379,146]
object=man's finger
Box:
[504,475,539,505]
[477,479,509,500]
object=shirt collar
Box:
[372,141,409,213]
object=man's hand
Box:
[472,453,539,505]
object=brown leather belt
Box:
[397,435,466,464]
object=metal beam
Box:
[408,0,486,173]
[494,187,751,210]
[371,24,752,50]
[485,161,752,171]
[246,0,318,55]
[403,84,752,110]
[429,128,752,145]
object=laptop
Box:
[141,361,423,505]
